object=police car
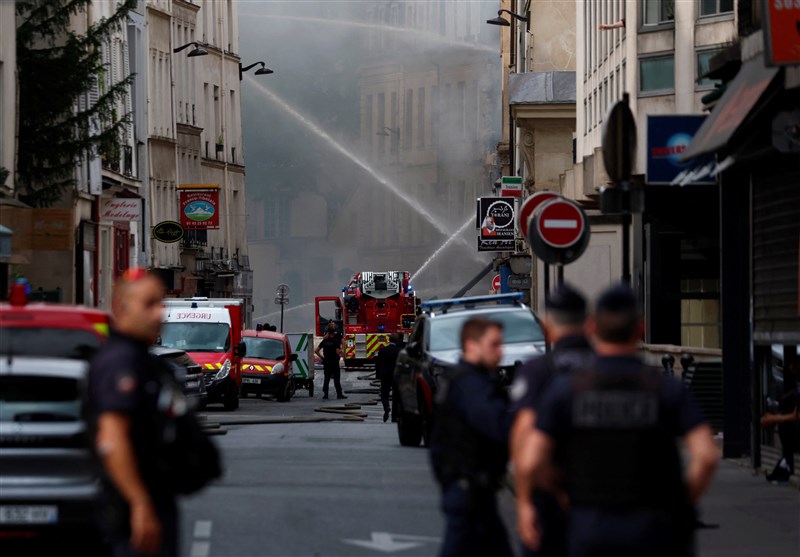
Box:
[393,293,545,447]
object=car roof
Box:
[0,303,110,333]
[424,304,534,320]
[0,357,88,379]
[243,330,286,340]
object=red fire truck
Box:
[315,271,418,368]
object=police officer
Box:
[429,318,514,557]
[89,268,178,557]
[511,284,593,556]
[375,333,402,422]
[524,284,719,557]
[315,323,347,400]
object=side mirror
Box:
[406,341,421,358]
[234,341,247,358]
[288,353,299,362]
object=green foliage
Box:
[15,0,136,207]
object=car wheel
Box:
[277,381,292,402]
[419,392,432,447]
[223,382,240,411]
[396,398,422,447]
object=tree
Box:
[15,0,136,207]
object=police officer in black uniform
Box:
[429,317,514,557]
[511,284,593,556]
[89,268,178,557]
[525,284,719,557]
[375,333,402,422]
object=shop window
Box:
[639,55,674,94]
[700,0,734,17]
[642,0,674,26]
[696,49,723,89]
[680,279,720,349]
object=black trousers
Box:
[323,361,343,396]
[777,421,797,473]
[440,482,513,557]
[380,377,392,413]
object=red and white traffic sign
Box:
[517,191,559,232]
[492,274,502,291]
[536,199,586,248]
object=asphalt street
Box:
[188,369,519,557]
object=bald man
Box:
[89,268,177,557]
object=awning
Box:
[681,58,780,161]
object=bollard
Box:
[680,353,695,385]
[661,354,675,376]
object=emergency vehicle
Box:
[315,271,418,368]
[160,298,246,411]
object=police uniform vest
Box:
[563,366,686,512]
[431,365,508,489]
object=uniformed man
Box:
[89,268,178,557]
[511,284,593,557]
[429,317,514,557]
[315,324,346,400]
[375,333,402,422]
[523,284,719,557]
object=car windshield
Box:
[159,322,230,352]
[429,310,545,352]
[0,375,80,422]
[243,337,285,360]
[0,327,102,360]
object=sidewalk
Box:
[697,459,800,557]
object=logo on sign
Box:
[184,201,215,222]
[650,133,693,167]
[175,312,213,320]
[152,221,184,243]
[481,200,514,235]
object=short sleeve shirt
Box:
[319,336,341,363]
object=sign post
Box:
[275,283,290,332]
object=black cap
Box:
[596,283,638,313]
[545,283,587,316]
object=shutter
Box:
[123,39,133,144]
[752,171,800,343]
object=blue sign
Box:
[646,115,715,185]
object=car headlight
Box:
[271,363,285,375]
[215,359,231,381]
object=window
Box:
[700,0,733,17]
[642,0,674,25]
[404,89,413,150]
[377,92,386,154]
[639,55,674,93]
[696,49,724,89]
[457,81,466,138]
[417,87,425,149]
[365,94,373,147]
[390,92,398,154]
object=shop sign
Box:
[477,197,516,252]
[764,1,800,66]
[180,190,219,229]
[647,115,714,185]
[152,221,184,243]
[101,198,142,222]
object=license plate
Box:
[242,378,261,384]
[0,505,58,525]
[186,380,200,389]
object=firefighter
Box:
[523,284,719,557]
[429,317,514,557]
[375,333,402,422]
[315,323,346,400]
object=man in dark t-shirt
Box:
[316,325,346,400]
[89,268,177,557]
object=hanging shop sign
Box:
[152,221,184,243]
[647,115,715,185]
[180,189,219,229]
[764,1,800,66]
[477,197,516,252]
[101,198,142,222]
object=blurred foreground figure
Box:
[88,269,176,557]
[522,284,719,557]
[510,284,593,556]
[429,318,514,557]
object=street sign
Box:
[499,176,523,197]
[274,296,289,305]
[276,283,290,297]
[492,274,501,291]
[507,274,532,289]
[527,198,590,265]
[535,198,586,248]
[602,94,636,184]
[517,191,559,233]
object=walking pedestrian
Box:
[88,268,178,557]
[315,323,346,400]
[522,284,719,557]
[510,284,593,557]
[375,333,402,422]
[429,318,514,557]
[760,347,798,483]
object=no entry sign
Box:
[527,197,590,265]
[492,274,501,291]
[536,199,586,248]
[517,191,559,233]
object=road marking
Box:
[342,532,440,553]
[193,520,212,538]
[543,219,578,229]
[190,541,210,557]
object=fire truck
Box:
[315,271,418,368]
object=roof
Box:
[0,303,109,319]
[427,304,532,320]
[242,329,286,340]
[0,356,88,379]
[509,71,576,105]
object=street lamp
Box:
[239,61,274,81]
[486,9,529,28]
[172,41,208,57]
[376,127,400,137]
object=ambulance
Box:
[159,298,246,411]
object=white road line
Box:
[190,541,210,557]
[193,520,212,539]
[543,219,578,229]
